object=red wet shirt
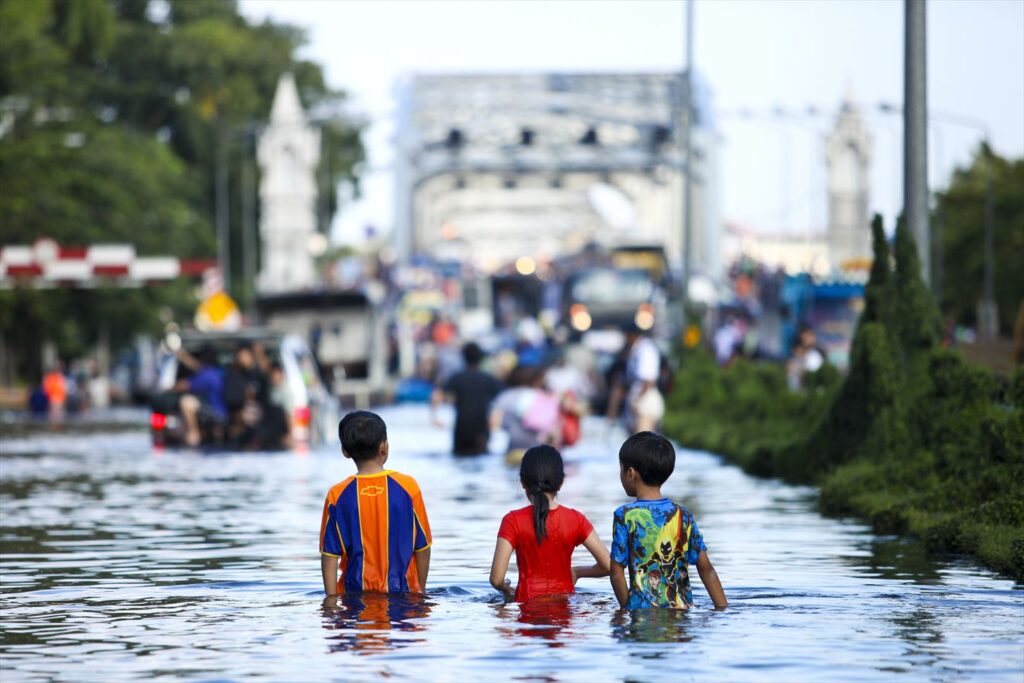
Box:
[497,505,594,602]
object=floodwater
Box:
[1,405,1022,682]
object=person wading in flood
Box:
[431,342,503,455]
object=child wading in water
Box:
[490,445,610,601]
[320,411,432,596]
[610,432,727,610]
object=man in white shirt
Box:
[624,328,665,433]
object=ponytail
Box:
[519,445,565,546]
[531,483,551,544]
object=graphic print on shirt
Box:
[612,501,706,609]
[630,508,689,607]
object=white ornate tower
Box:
[825,88,872,270]
[258,73,321,292]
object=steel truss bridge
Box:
[393,72,721,277]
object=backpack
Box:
[560,409,581,446]
[522,391,560,434]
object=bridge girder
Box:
[394,72,719,276]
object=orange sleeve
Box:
[319,481,350,557]
[412,486,432,551]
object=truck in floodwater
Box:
[563,267,663,338]
[561,244,682,340]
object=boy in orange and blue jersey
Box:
[320,411,432,595]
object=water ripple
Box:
[1,406,1022,682]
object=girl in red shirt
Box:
[489,445,610,601]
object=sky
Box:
[239,0,1024,244]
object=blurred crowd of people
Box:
[29,359,110,418]
[424,314,670,458]
[712,312,828,392]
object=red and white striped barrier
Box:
[0,240,217,287]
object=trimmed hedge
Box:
[664,215,1024,582]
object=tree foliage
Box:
[934,145,1024,336]
[0,0,364,381]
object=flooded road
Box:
[1,405,1022,682]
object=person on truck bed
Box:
[175,346,226,447]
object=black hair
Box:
[338,410,387,462]
[505,365,533,388]
[519,445,565,545]
[197,345,218,367]
[462,342,484,367]
[619,431,675,486]
[233,344,254,367]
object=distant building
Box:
[393,72,722,279]
[721,91,872,279]
[825,90,873,271]
[258,73,321,293]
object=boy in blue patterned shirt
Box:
[610,432,727,610]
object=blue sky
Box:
[240,0,1024,243]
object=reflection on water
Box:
[611,607,694,646]
[1,405,1022,682]
[321,592,434,655]
[841,535,946,584]
[501,594,577,645]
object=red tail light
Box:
[293,407,311,427]
[150,413,168,430]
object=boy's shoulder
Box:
[614,498,688,519]
[324,474,357,501]
[384,469,423,494]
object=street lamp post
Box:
[981,150,996,337]
[681,0,695,317]
[215,126,231,295]
[904,0,929,286]
[240,135,256,314]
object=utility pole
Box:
[904,0,929,284]
[681,0,695,310]
[215,126,231,295]
[981,146,997,337]
[241,133,256,316]
[931,125,943,300]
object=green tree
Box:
[891,215,942,387]
[783,216,908,479]
[0,123,209,253]
[934,146,1024,336]
[100,0,364,302]
[862,214,894,328]
[0,0,364,382]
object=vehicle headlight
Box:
[635,304,655,331]
[570,304,592,332]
